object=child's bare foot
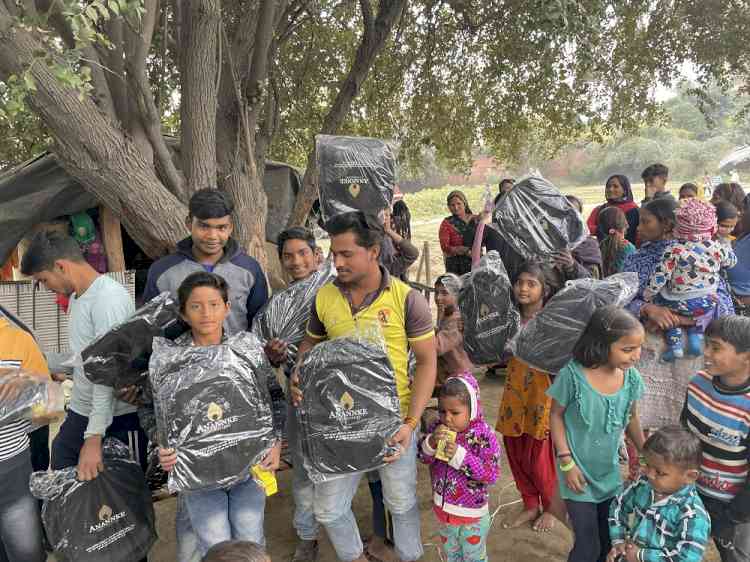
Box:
[503,507,539,529]
[532,511,555,533]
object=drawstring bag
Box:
[296,330,402,483]
[149,332,277,492]
[492,175,587,259]
[513,273,639,373]
[458,251,520,365]
[81,292,186,389]
[252,260,336,373]
[30,439,156,562]
[317,134,396,221]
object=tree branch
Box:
[102,18,129,123]
[33,0,116,117]
[359,0,373,32]
[128,57,186,199]
[0,5,187,257]
[180,0,220,192]
[2,0,18,18]
[23,0,38,20]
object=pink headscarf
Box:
[674,199,717,241]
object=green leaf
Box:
[23,73,37,92]
[108,0,120,15]
[95,2,110,20]
[85,5,99,23]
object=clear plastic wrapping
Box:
[0,371,65,424]
[492,175,587,258]
[29,438,156,562]
[316,134,396,221]
[148,332,277,493]
[296,332,402,483]
[513,273,639,373]
[458,251,520,365]
[251,260,336,373]
[81,292,186,389]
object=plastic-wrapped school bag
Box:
[0,371,65,424]
[513,272,639,373]
[316,134,397,221]
[296,330,402,483]
[149,332,277,492]
[30,439,156,562]
[458,251,520,365]
[81,292,186,389]
[492,175,587,259]
[252,260,336,373]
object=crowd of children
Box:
[2,164,750,562]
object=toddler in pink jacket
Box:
[419,373,500,562]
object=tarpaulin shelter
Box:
[0,151,303,266]
[719,145,750,173]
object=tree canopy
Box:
[0,0,748,262]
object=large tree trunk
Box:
[181,0,221,194]
[287,0,406,227]
[0,12,187,257]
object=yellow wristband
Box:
[404,416,418,431]
[560,459,576,472]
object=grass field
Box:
[401,180,692,287]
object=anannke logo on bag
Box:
[479,304,490,318]
[330,391,367,422]
[348,183,361,198]
[340,392,354,411]
[98,505,113,521]
[197,402,239,434]
[207,402,224,421]
[89,505,126,533]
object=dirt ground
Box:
[143,372,721,562]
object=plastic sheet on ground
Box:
[81,292,186,389]
[316,134,396,221]
[252,260,336,373]
[148,332,277,493]
[0,371,65,424]
[458,251,520,365]
[492,175,587,259]
[296,331,402,483]
[29,438,156,562]
[513,272,639,373]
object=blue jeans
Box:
[182,477,266,556]
[313,436,422,562]
[0,449,45,562]
[175,495,201,562]
[287,400,320,541]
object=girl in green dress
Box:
[548,305,646,562]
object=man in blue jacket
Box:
[143,188,269,332]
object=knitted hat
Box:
[674,199,717,241]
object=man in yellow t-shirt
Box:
[291,211,436,562]
[0,314,52,562]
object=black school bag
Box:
[492,175,587,259]
[513,273,639,373]
[81,292,186,389]
[316,134,396,221]
[297,335,402,483]
[149,332,277,492]
[458,251,520,365]
[30,439,156,562]
[251,260,336,373]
